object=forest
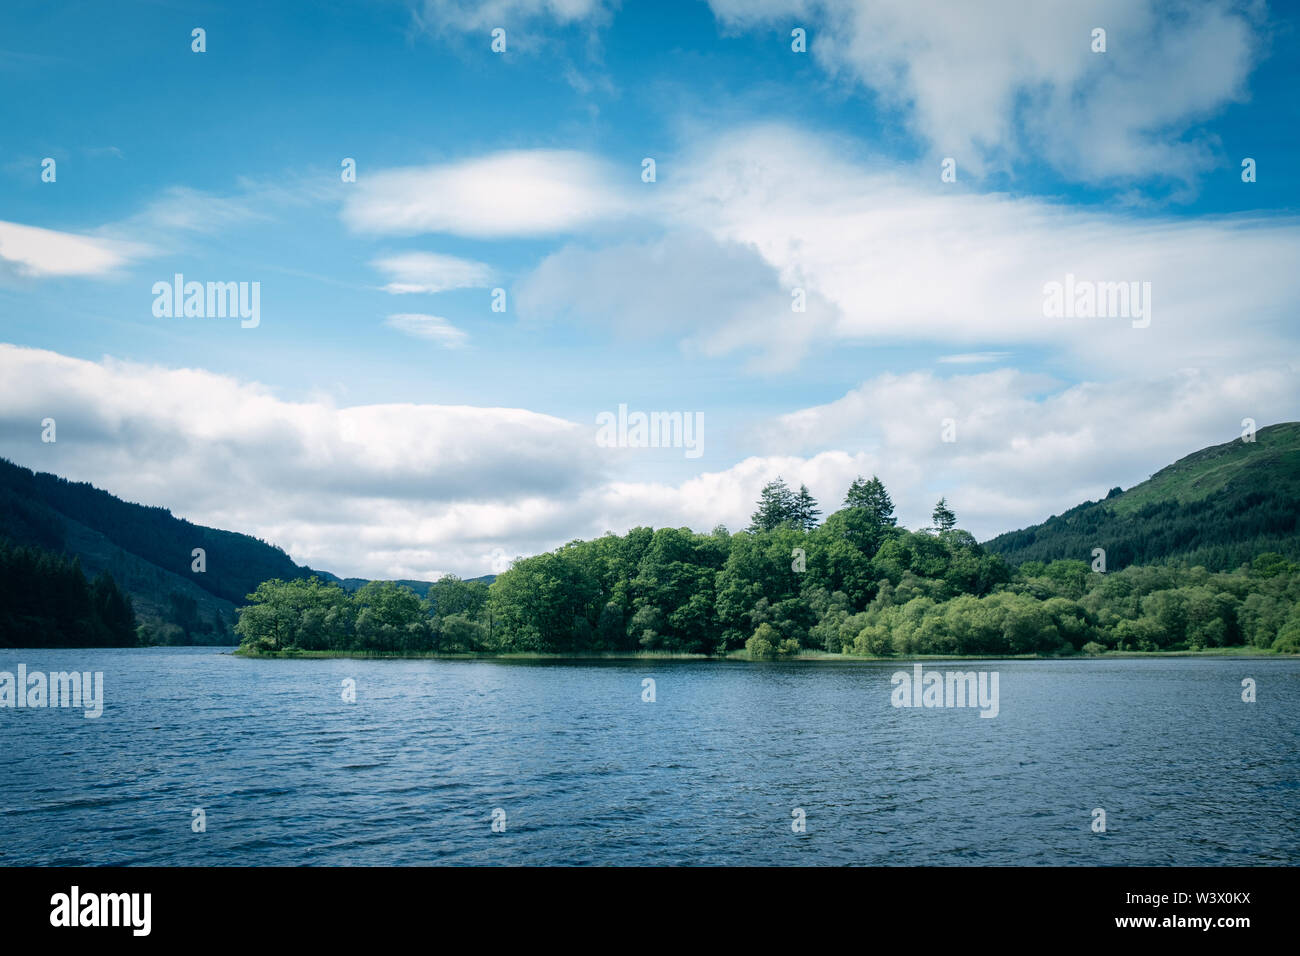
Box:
[985,422,1300,570]
[0,538,138,648]
[234,477,1300,658]
[0,455,320,642]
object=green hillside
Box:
[0,456,321,643]
[984,422,1300,570]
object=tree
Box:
[355,581,429,652]
[794,484,821,531]
[932,497,956,532]
[844,475,896,528]
[749,478,799,532]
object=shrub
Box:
[746,623,780,660]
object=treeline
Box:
[235,575,490,653]
[234,475,1300,657]
[0,538,138,648]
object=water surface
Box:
[1,648,1295,865]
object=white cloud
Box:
[658,124,1300,378]
[342,149,634,238]
[707,0,1260,185]
[372,251,493,294]
[385,313,471,347]
[0,220,148,278]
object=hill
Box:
[983,422,1300,570]
[0,456,321,643]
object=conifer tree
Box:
[794,484,821,531]
[844,475,897,528]
[749,478,799,532]
[932,497,957,532]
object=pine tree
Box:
[844,475,897,528]
[749,478,799,532]
[793,484,821,531]
[932,497,956,532]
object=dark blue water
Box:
[0,648,1295,865]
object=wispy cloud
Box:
[938,352,1012,364]
[384,312,471,347]
[372,251,493,294]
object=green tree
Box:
[794,484,821,531]
[749,478,799,532]
[844,475,897,528]
[932,497,956,532]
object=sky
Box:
[1,0,1297,580]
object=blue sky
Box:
[2,0,1298,579]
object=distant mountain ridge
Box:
[983,422,1300,571]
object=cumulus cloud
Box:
[341,149,635,238]
[707,0,1260,185]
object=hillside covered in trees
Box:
[984,422,1300,571]
[235,474,1300,658]
[0,456,322,644]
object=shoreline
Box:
[228,645,1292,662]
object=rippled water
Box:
[0,648,1296,865]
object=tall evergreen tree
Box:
[932,497,956,532]
[794,484,821,531]
[749,478,798,532]
[844,475,897,528]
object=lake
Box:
[0,648,1296,865]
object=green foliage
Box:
[793,484,821,531]
[985,423,1300,572]
[0,538,137,647]
[231,472,1300,659]
[745,622,779,659]
[932,497,956,532]
[749,478,801,532]
[0,455,324,641]
[844,475,897,528]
